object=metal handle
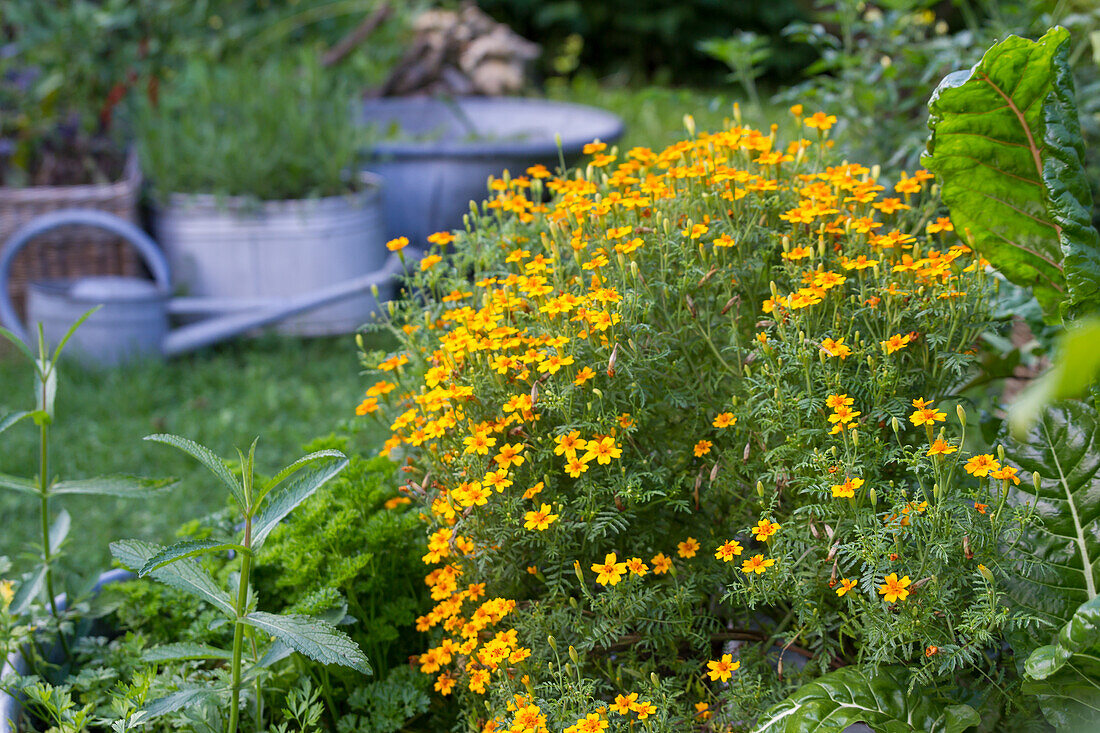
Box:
[0,209,171,345]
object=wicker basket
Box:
[0,153,143,316]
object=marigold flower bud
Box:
[547,635,556,651]
[569,645,579,665]
[957,405,966,428]
[978,564,994,583]
[1033,471,1041,491]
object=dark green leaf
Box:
[138,539,248,577]
[241,611,370,674]
[753,666,980,732]
[143,685,223,719]
[250,454,347,549]
[111,540,235,617]
[1003,401,1100,627]
[141,643,233,663]
[51,475,174,497]
[923,27,1100,320]
[1024,595,1100,731]
[242,641,294,680]
[144,434,245,509]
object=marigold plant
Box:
[359,108,1040,730]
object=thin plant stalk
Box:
[228,516,253,733]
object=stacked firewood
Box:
[376,3,540,97]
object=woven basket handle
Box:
[0,209,170,345]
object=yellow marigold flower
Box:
[880,333,912,354]
[991,465,1021,485]
[693,439,713,457]
[386,236,409,252]
[910,401,946,426]
[820,337,851,359]
[523,481,544,500]
[651,552,672,574]
[825,394,854,410]
[512,704,546,729]
[355,398,379,416]
[829,404,860,424]
[618,412,635,428]
[706,654,741,682]
[365,380,396,397]
[427,230,455,245]
[384,496,411,510]
[625,557,648,576]
[713,233,736,248]
[715,540,743,562]
[463,433,497,455]
[610,693,638,714]
[420,254,442,271]
[591,553,628,586]
[741,554,775,574]
[0,579,14,610]
[554,430,587,457]
[878,573,912,603]
[752,519,780,541]
[495,442,526,469]
[927,216,954,234]
[565,455,590,478]
[926,438,957,456]
[524,503,559,531]
[678,537,700,558]
[574,366,596,385]
[583,436,622,465]
[695,702,712,720]
[713,412,737,428]
[804,111,837,130]
[782,246,813,261]
[583,140,607,155]
[963,454,1000,477]
[831,476,864,498]
[632,701,657,719]
[836,578,857,596]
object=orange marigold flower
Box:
[583,436,622,465]
[836,578,857,596]
[881,333,912,354]
[926,438,957,456]
[926,217,954,234]
[878,573,912,603]
[713,412,737,428]
[820,337,851,359]
[826,393,854,410]
[386,236,409,251]
[678,537,700,558]
[495,442,526,469]
[706,653,741,682]
[610,693,638,715]
[804,111,837,131]
[741,554,775,574]
[632,701,657,719]
[625,557,648,576]
[991,465,1021,485]
[715,540,743,562]
[910,403,947,427]
[574,366,597,385]
[752,519,780,541]
[554,430,587,457]
[974,502,989,514]
[651,552,672,574]
[693,439,713,457]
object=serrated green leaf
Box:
[51,475,174,497]
[242,641,294,681]
[141,643,233,663]
[256,449,347,506]
[0,324,37,364]
[110,540,235,617]
[1023,596,1100,732]
[1010,317,1100,436]
[752,666,980,732]
[0,472,39,495]
[241,611,370,674]
[142,685,223,719]
[144,434,245,509]
[250,454,347,549]
[138,539,248,577]
[1003,401,1100,627]
[50,305,100,363]
[923,27,1100,320]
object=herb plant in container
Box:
[138,57,392,336]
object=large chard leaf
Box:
[1003,401,1100,627]
[923,26,1100,320]
[752,666,980,732]
[1023,595,1100,730]
[241,611,370,674]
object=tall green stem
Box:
[228,518,253,733]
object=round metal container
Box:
[359,97,625,245]
[153,174,387,336]
[27,276,168,367]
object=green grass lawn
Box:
[0,333,391,573]
[0,79,760,576]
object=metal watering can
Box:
[0,209,402,366]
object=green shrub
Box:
[364,109,1052,730]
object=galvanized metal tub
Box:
[358,97,624,245]
[0,569,133,733]
[153,174,387,336]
